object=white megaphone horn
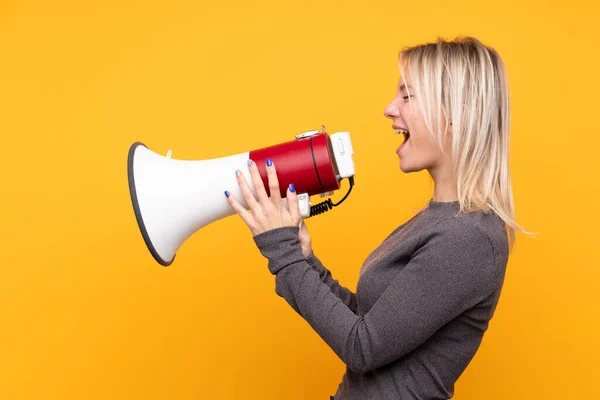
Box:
[127,126,356,266]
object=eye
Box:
[402,95,413,101]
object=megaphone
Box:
[127,126,356,266]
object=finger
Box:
[286,183,302,223]
[235,168,261,213]
[224,190,255,228]
[265,158,283,208]
[247,160,270,206]
[298,219,310,242]
[299,219,308,232]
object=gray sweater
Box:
[253,199,509,399]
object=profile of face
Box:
[383,77,452,175]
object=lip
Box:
[397,138,409,155]
[392,125,409,132]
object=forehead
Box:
[397,70,412,89]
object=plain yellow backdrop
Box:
[1,0,598,399]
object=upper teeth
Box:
[395,128,409,134]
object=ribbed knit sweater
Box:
[253,199,509,399]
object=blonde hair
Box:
[398,36,533,251]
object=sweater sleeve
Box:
[305,253,358,314]
[253,223,497,373]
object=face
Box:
[383,77,451,175]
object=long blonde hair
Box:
[398,36,533,251]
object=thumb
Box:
[299,219,309,234]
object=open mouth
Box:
[395,128,410,143]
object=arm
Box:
[305,252,358,314]
[253,223,496,373]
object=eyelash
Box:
[402,95,413,101]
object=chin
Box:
[399,160,420,173]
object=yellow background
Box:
[1,0,598,399]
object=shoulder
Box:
[421,207,508,261]
[418,214,494,259]
[414,210,508,290]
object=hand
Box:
[225,159,302,237]
[299,219,313,258]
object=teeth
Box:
[395,128,409,134]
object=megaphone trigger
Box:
[281,193,310,218]
[298,193,311,218]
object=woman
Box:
[224,36,527,399]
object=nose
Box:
[383,98,399,119]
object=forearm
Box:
[253,227,390,372]
[305,253,358,313]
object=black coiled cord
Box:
[307,176,355,218]
[309,198,334,216]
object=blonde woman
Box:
[225,37,525,399]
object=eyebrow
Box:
[398,83,412,92]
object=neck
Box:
[429,165,458,202]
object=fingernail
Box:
[235,170,241,176]
[266,158,272,167]
[224,190,230,198]
[247,160,253,167]
[289,183,295,193]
